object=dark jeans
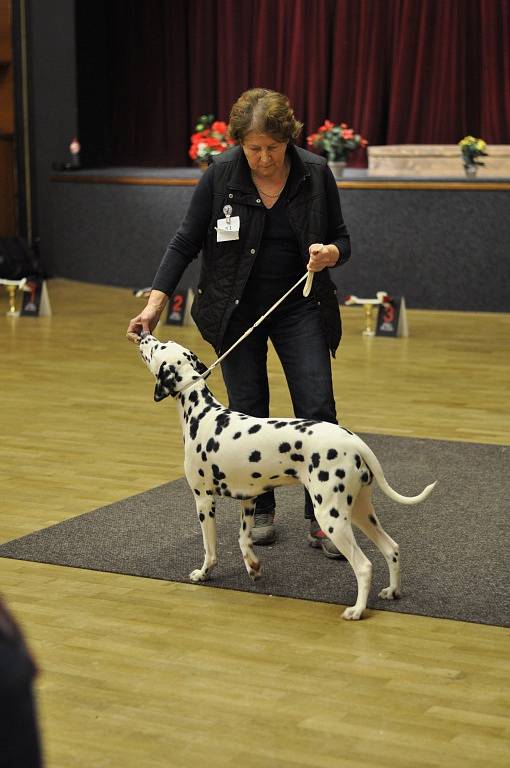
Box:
[220,295,338,520]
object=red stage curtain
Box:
[106,0,510,166]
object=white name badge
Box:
[216,216,240,242]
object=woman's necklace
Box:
[252,162,290,199]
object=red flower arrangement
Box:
[189,114,235,163]
[307,120,368,162]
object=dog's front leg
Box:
[189,499,218,583]
[239,500,261,581]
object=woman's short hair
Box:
[228,88,303,143]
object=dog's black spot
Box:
[318,471,329,482]
[199,512,205,521]
[311,453,320,468]
[336,469,345,479]
[212,464,226,481]
[294,441,302,449]
[206,490,213,496]
[369,514,377,526]
[196,443,202,453]
[249,451,261,462]
[361,472,369,483]
[248,424,261,434]
[328,527,334,534]
[284,468,298,477]
[314,494,322,504]
[267,420,277,424]
[206,437,220,453]
[215,412,231,435]
[355,454,361,469]
[233,432,242,440]
[198,469,204,477]
[347,495,353,505]
[392,556,398,563]
[269,475,279,480]
[194,489,201,496]
[274,421,287,429]
[290,453,304,462]
[338,484,345,493]
[209,510,215,518]
[330,508,339,518]
[279,442,291,453]
[327,449,338,460]
[242,521,247,530]
[252,472,261,478]
[189,391,199,404]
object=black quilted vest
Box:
[191,144,343,355]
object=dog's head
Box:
[133,334,208,401]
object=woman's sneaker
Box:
[251,512,276,545]
[307,519,347,560]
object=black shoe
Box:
[307,520,347,560]
[252,512,276,545]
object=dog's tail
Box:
[357,440,437,505]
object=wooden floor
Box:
[1,279,509,768]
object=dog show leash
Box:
[169,265,316,391]
[130,256,321,393]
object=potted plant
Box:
[189,114,235,169]
[307,120,368,176]
[458,135,488,177]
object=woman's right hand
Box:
[127,290,169,337]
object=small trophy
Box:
[1,278,27,316]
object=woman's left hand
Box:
[307,243,340,272]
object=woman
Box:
[128,88,351,558]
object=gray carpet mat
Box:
[1,435,509,626]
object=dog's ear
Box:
[190,352,208,375]
[154,362,175,402]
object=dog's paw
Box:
[378,586,400,600]
[249,568,262,582]
[342,606,364,621]
[189,569,209,583]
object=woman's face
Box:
[241,131,288,176]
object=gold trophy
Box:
[1,278,27,316]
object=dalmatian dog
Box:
[132,334,436,621]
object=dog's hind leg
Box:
[315,504,372,621]
[351,486,401,600]
[238,499,261,581]
[189,499,218,583]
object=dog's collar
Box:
[173,370,211,395]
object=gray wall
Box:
[48,178,510,312]
[28,0,78,271]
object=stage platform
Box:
[46,167,510,312]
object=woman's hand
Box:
[127,290,168,337]
[307,243,340,272]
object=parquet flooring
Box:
[1,279,509,767]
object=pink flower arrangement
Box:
[307,120,368,162]
[189,114,235,162]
